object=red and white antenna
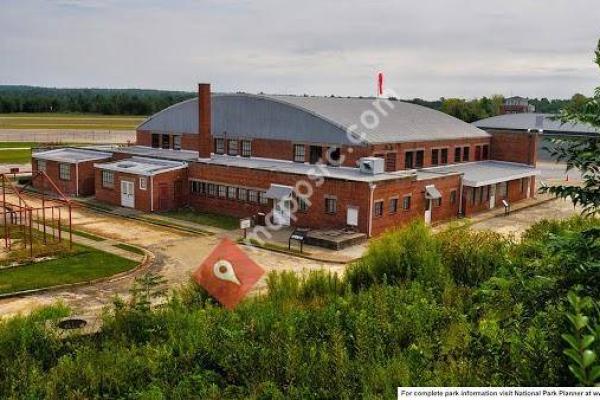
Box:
[377,72,384,97]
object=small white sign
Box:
[240,218,252,230]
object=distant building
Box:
[501,96,535,114]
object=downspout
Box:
[367,183,376,237]
[458,174,464,216]
[150,175,154,212]
[75,162,79,197]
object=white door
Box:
[489,184,496,209]
[424,199,432,225]
[525,178,531,198]
[347,206,359,227]
[273,199,291,226]
[121,180,135,208]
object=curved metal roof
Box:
[139,93,489,145]
[474,113,599,135]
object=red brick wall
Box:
[32,159,97,196]
[370,174,461,236]
[94,168,188,212]
[188,162,373,233]
[136,131,198,152]
[489,129,538,166]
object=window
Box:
[389,198,398,214]
[431,149,439,166]
[402,195,412,210]
[59,163,70,181]
[471,188,477,205]
[482,144,489,160]
[325,197,337,214]
[241,140,252,157]
[454,147,461,162]
[139,177,147,190]
[173,135,182,150]
[374,200,384,217]
[415,150,424,168]
[248,190,258,203]
[475,145,482,161]
[161,134,170,149]
[151,134,160,148]
[238,188,247,201]
[441,148,448,165]
[228,140,239,156]
[259,192,269,205]
[293,144,305,162]
[207,183,217,196]
[404,151,414,169]
[298,197,309,212]
[190,181,205,195]
[218,185,227,198]
[102,170,114,188]
[434,198,442,207]
[227,186,237,199]
[37,159,46,173]
[385,153,396,171]
[450,190,457,205]
[483,186,489,202]
[463,146,470,161]
[497,181,508,198]
[214,138,225,154]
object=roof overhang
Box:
[33,148,112,164]
[464,169,540,187]
[94,157,187,176]
[265,184,294,200]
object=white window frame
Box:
[325,196,337,214]
[102,170,114,188]
[241,140,252,157]
[215,138,225,154]
[228,139,239,156]
[293,144,305,162]
[59,163,71,181]
[173,135,182,150]
[139,176,147,191]
[37,159,47,173]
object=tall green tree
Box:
[541,40,600,215]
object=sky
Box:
[1,0,599,99]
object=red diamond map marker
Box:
[193,238,264,309]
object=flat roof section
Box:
[421,160,540,187]
[111,146,200,162]
[33,148,112,164]
[473,113,599,136]
[197,154,418,183]
[95,157,187,176]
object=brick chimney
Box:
[198,83,212,158]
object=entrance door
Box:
[273,199,291,226]
[424,199,432,225]
[489,184,496,209]
[347,206,359,227]
[120,180,135,208]
[158,184,170,211]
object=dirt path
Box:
[0,196,344,318]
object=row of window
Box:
[190,180,270,205]
[403,145,489,169]
[151,134,182,150]
[214,138,252,157]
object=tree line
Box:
[0,85,195,115]
[0,85,588,123]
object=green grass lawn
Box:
[0,148,31,164]
[0,244,137,294]
[0,113,145,130]
[160,208,239,230]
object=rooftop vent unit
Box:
[359,157,384,175]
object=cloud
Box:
[1,0,599,98]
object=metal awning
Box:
[265,184,294,200]
[424,185,442,200]
[419,161,541,188]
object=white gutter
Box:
[458,175,464,216]
[367,183,376,237]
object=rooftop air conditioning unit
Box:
[359,157,384,175]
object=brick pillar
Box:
[198,83,212,158]
[527,130,539,167]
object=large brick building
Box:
[32,83,540,237]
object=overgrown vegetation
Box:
[0,217,597,397]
